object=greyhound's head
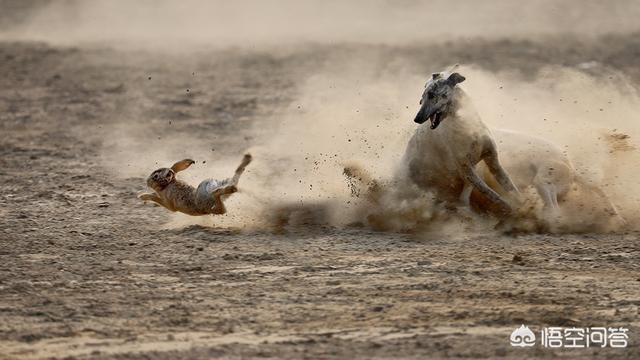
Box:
[414,69,466,129]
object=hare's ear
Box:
[171,159,195,173]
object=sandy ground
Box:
[1,36,640,359]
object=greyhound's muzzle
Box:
[414,107,443,129]
[429,111,443,129]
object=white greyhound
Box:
[401,67,519,215]
[478,130,572,210]
[476,130,625,227]
[345,68,624,229]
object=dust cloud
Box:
[97,54,640,234]
[20,0,636,233]
[218,62,640,234]
[3,0,640,48]
[467,66,640,232]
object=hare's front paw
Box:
[138,193,155,201]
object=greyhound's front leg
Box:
[459,182,473,208]
[460,164,512,215]
[483,149,519,194]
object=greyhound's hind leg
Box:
[535,182,559,212]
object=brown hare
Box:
[139,154,252,216]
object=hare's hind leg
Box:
[231,153,252,186]
[210,197,227,215]
[210,187,230,215]
[217,153,252,195]
[209,154,253,214]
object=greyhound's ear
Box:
[431,72,441,80]
[171,159,195,173]
[446,72,466,86]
